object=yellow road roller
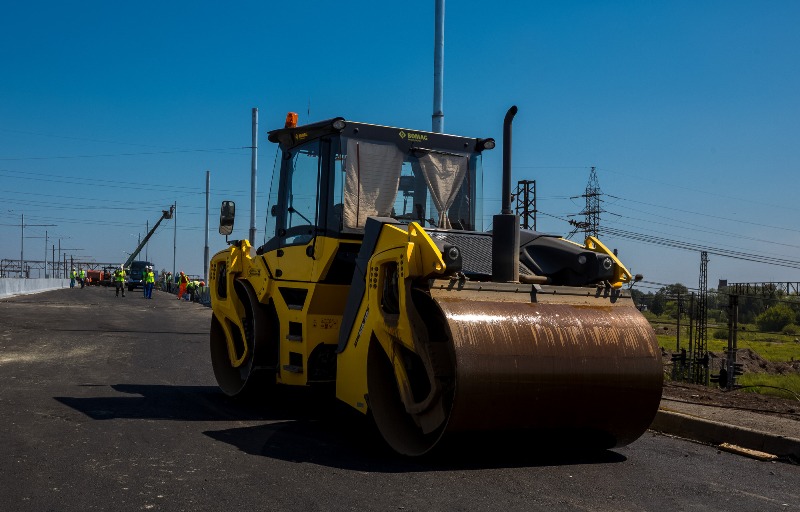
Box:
[208,107,663,456]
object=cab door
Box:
[265,137,327,283]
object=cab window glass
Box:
[329,141,345,232]
[264,147,282,241]
[282,139,320,246]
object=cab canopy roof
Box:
[267,117,492,154]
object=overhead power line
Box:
[0,147,248,161]
[596,166,800,215]
[602,226,800,270]
[603,208,800,251]
[605,194,800,235]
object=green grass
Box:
[654,328,800,363]
[737,373,800,401]
[653,321,800,399]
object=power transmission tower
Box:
[692,251,709,385]
[579,166,602,238]
[515,180,537,230]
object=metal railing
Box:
[158,280,211,307]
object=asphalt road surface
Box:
[1,287,798,512]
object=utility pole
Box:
[173,201,177,279]
[687,292,695,378]
[62,249,84,271]
[250,108,258,247]
[18,214,55,278]
[725,293,740,390]
[432,0,445,133]
[145,220,149,262]
[204,170,210,283]
[676,292,681,352]
[692,251,709,385]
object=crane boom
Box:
[124,207,174,268]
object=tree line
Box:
[632,283,800,335]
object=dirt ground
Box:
[662,380,800,421]
[656,321,800,419]
[658,328,800,418]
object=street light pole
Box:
[172,201,177,279]
[250,108,258,247]
[204,171,210,283]
[18,213,55,278]
[432,0,445,133]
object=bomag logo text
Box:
[398,130,428,142]
[294,132,308,142]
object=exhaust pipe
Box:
[492,106,520,283]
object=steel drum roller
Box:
[369,287,663,455]
[437,297,663,447]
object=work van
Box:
[127,261,153,291]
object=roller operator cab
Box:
[208,114,663,456]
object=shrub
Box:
[782,324,799,336]
[756,303,796,332]
[712,329,728,340]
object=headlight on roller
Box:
[442,244,462,274]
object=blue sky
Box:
[1,1,799,290]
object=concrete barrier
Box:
[0,278,71,299]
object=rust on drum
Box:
[430,285,663,448]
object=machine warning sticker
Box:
[248,268,261,276]
[312,317,338,330]
[354,308,369,347]
[398,130,428,142]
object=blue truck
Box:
[127,261,155,291]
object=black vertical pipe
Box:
[492,106,520,283]
[501,106,517,214]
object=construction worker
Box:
[185,280,194,301]
[187,279,202,302]
[70,268,77,288]
[144,266,155,299]
[79,268,87,288]
[114,265,126,298]
[177,271,189,300]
